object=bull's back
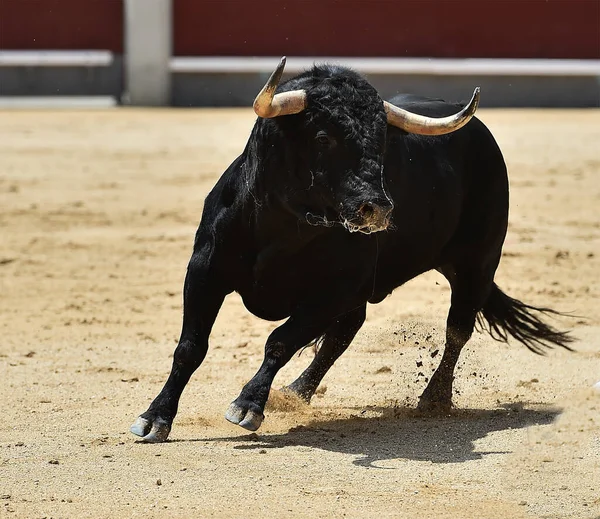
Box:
[389,92,509,221]
[380,95,510,278]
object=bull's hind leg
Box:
[285,305,366,402]
[417,263,496,412]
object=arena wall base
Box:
[0,52,122,100]
[170,58,600,109]
[172,72,599,108]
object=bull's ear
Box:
[384,88,480,135]
[254,57,307,118]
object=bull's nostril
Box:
[358,203,375,219]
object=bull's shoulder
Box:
[197,154,250,235]
[203,152,249,207]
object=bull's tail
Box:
[476,283,575,354]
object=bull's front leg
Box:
[225,307,343,431]
[130,240,228,442]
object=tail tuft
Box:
[476,284,575,355]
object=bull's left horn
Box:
[384,87,480,136]
[253,57,307,118]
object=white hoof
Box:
[130,416,171,443]
[225,403,264,431]
[130,417,150,437]
[239,410,263,431]
[225,403,245,425]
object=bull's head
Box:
[252,57,479,234]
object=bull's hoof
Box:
[225,402,264,431]
[130,415,171,443]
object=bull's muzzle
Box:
[344,202,393,234]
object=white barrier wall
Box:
[124,0,171,105]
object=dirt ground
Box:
[1,107,599,519]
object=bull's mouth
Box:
[341,219,390,235]
[305,213,390,234]
[341,202,393,234]
[305,208,392,234]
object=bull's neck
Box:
[240,176,327,251]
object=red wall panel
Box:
[1,0,597,58]
[0,0,123,52]
[174,0,600,59]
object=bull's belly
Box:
[233,229,449,322]
[236,240,371,321]
[367,252,443,304]
[236,265,372,321]
[235,254,439,321]
[237,286,295,321]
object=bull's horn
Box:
[253,57,307,118]
[383,87,480,135]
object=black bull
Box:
[131,60,572,442]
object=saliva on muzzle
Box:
[342,199,393,234]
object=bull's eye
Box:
[315,131,335,148]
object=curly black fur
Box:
[277,64,387,175]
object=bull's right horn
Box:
[253,57,307,118]
[384,87,480,136]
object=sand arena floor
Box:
[0,108,599,518]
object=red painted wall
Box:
[174,0,600,59]
[0,0,123,52]
[0,0,598,59]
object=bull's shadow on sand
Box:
[200,403,560,467]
